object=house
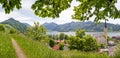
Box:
[53,44,59,50]
[53,39,68,50]
[55,39,65,43]
[92,34,107,46]
[112,36,120,40]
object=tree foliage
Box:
[27,22,46,41]
[68,30,98,51]
[9,27,17,34]
[76,29,85,38]
[1,0,120,22]
[59,33,65,40]
[83,35,98,51]
[0,0,21,14]
[31,0,72,18]
[49,39,55,47]
[72,0,120,22]
[59,42,64,50]
[0,24,6,32]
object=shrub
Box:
[76,29,85,38]
[49,39,55,47]
[9,28,17,34]
[0,24,6,32]
[59,33,65,40]
[59,42,64,50]
[68,30,99,51]
[83,35,99,51]
[27,22,46,41]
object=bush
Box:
[68,30,99,51]
[27,22,46,41]
[76,29,85,38]
[49,39,55,47]
[9,28,17,34]
[83,35,99,51]
[0,24,6,32]
[68,36,77,50]
[59,42,64,50]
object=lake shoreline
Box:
[47,31,120,37]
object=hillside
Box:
[0,18,30,33]
[43,21,120,32]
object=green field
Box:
[11,34,62,58]
[0,32,114,58]
[0,32,17,58]
[10,34,110,58]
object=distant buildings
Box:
[92,34,107,46]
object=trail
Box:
[11,38,26,58]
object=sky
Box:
[0,0,120,26]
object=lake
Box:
[47,31,120,37]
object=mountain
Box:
[43,22,58,31]
[0,18,30,33]
[42,21,120,32]
[22,23,31,27]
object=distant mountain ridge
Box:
[0,18,30,33]
[43,21,120,32]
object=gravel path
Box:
[11,39,26,58]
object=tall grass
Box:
[113,42,120,58]
[11,33,110,58]
[0,32,17,58]
[11,34,62,58]
[60,50,109,58]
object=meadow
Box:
[10,33,110,58]
[0,32,17,58]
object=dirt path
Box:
[11,39,26,58]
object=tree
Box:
[68,36,78,50]
[59,42,64,50]
[72,0,120,22]
[0,0,21,14]
[9,27,17,34]
[76,29,85,38]
[0,24,6,32]
[49,39,55,47]
[1,0,120,22]
[68,30,98,51]
[83,35,98,51]
[31,0,72,18]
[27,22,46,41]
[59,33,65,40]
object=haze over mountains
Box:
[43,22,120,32]
[1,18,120,32]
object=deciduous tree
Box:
[27,22,46,41]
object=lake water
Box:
[47,31,120,37]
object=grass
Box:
[0,32,17,58]
[11,34,62,58]
[60,50,109,58]
[0,32,111,58]
[11,33,110,58]
[113,42,120,58]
